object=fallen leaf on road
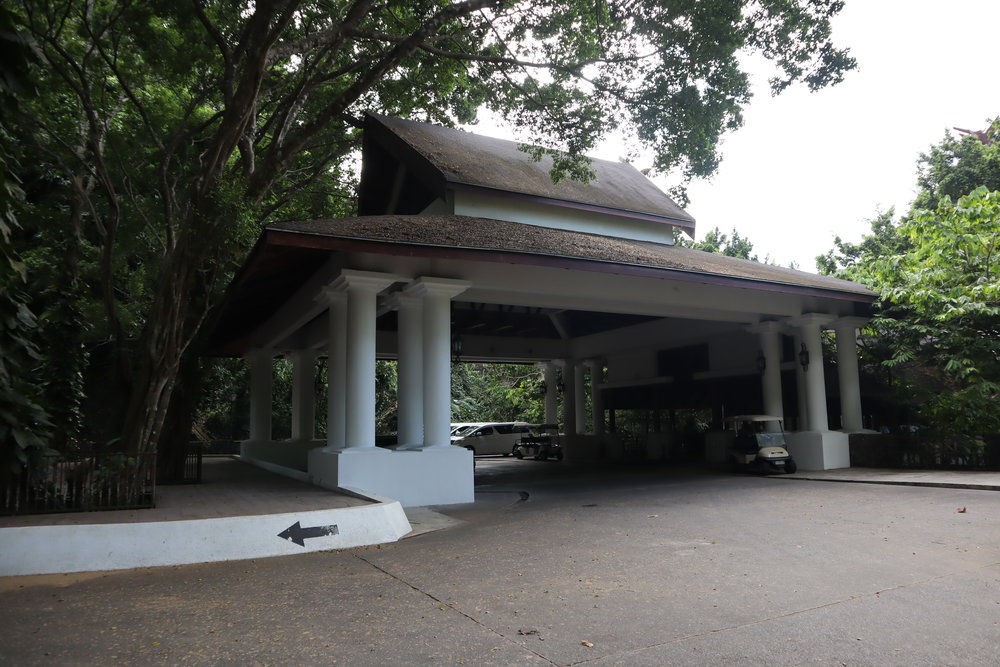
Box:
[957,507,967,513]
[518,628,539,636]
[581,640,594,647]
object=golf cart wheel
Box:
[514,449,523,459]
[785,459,797,474]
[554,451,564,461]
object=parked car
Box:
[451,422,532,456]
[513,424,563,461]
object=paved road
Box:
[2,460,998,665]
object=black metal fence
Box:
[0,451,156,515]
[849,434,1000,471]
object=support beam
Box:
[541,362,558,425]
[389,290,424,448]
[574,362,587,434]
[835,317,869,432]
[588,360,605,436]
[247,349,273,442]
[289,350,318,441]
[323,291,348,451]
[792,313,834,432]
[748,321,784,432]
[331,270,398,450]
[563,362,577,437]
[408,277,470,448]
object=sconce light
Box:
[756,350,766,375]
[798,343,810,371]
[451,334,463,363]
[557,379,566,394]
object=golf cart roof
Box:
[725,414,783,423]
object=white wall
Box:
[420,190,679,245]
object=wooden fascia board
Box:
[264,229,875,304]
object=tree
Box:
[682,226,759,261]
[10,0,855,465]
[1,6,52,474]
[818,124,1000,439]
[871,186,1000,437]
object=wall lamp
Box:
[756,350,766,375]
[798,343,810,371]
[451,334,463,364]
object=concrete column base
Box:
[704,431,736,465]
[308,446,473,507]
[563,434,601,462]
[785,431,851,470]
[241,439,326,472]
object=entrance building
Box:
[209,114,876,506]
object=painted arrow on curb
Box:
[278,521,339,547]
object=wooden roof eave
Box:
[265,228,876,305]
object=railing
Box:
[849,434,1000,471]
[0,451,156,515]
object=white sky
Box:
[468,0,999,272]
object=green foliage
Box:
[815,210,910,280]
[9,0,853,459]
[0,6,53,473]
[452,363,544,424]
[681,226,759,261]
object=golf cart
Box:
[513,424,564,461]
[726,415,797,474]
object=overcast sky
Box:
[469,0,999,272]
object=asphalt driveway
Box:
[2,461,998,665]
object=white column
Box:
[390,290,424,448]
[331,270,397,450]
[792,330,808,431]
[409,277,470,448]
[289,350,317,441]
[588,360,605,436]
[794,314,834,432]
[247,349,273,442]
[835,317,868,432]
[574,362,587,434]
[563,361,577,437]
[323,291,348,451]
[541,362,558,425]
[749,321,784,432]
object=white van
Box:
[451,422,533,456]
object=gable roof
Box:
[271,216,874,299]
[359,114,695,230]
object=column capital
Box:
[833,316,870,331]
[286,349,319,362]
[329,269,398,294]
[788,313,836,329]
[383,291,423,311]
[319,285,348,305]
[747,320,784,335]
[404,276,471,300]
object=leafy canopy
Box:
[819,123,1000,438]
[9,0,854,459]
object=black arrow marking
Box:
[278,521,339,547]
